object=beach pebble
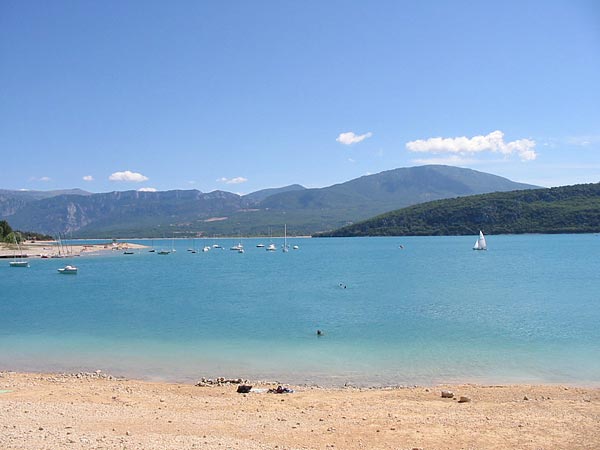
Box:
[458,396,471,403]
[441,390,454,398]
[523,395,529,401]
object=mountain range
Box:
[0,165,538,237]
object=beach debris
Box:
[195,377,247,387]
[42,371,121,382]
[458,396,471,403]
[268,385,294,394]
[236,384,252,393]
[441,390,454,398]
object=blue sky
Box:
[1,0,599,193]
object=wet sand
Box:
[0,371,598,449]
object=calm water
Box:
[1,235,599,386]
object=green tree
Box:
[0,220,13,239]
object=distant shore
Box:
[0,370,598,449]
[0,240,147,259]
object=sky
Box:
[1,0,599,194]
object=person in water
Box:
[317,329,323,336]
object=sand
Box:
[0,241,147,259]
[0,371,598,449]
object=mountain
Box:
[317,183,600,237]
[260,165,536,213]
[242,184,306,205]
[1,166,539,237]
[0,189,90,217]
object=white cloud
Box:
[336,131,373,145]
[348,158,356,163]
[39,176,51,182]
[217,177,248,184]
[82,175,94,182]
[412,155,479,166]
[406,130,537,161]
[109,170,149,182]
[137,187,157,192]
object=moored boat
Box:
[57,265,78,274]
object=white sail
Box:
[473,230,487,251]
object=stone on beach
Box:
[441,390,454,398]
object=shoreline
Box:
[0,241,147,259]
[1,370,598,449]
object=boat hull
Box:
[9,261,30,267]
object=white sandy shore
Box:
[0,370,598,449]
[0,241,147,259]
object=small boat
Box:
[238,248,245,253]
[148,249,156,253]
[230,243,243,251]
[123,250,134,255]
[473,230,487,251]
[10,260,30,267]
[212,244,222,249]
[292,245,299,250]
[57,265,78,274]
[157,250,170,255]
[202,246,211,252]
[9,233,29,268]
[266,243,277,251]
[256,243,265,248]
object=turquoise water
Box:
[1,235,599,386]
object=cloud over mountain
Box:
[406,130,537,161]
[109,170,149,182]
[217,177,248,184]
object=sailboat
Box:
[282,224,289,253]
[473,230,487,251]
[9,233,29,267]
[230,233,244,251]
[266,227,276,251]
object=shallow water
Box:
[1,235,599,386]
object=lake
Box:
[1,234,599,386]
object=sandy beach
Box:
[0,371,598,449]
[0,241,147,259]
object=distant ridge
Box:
[0,188,90,217]
[316,183,600,237]
[242,184,306,205]
[0,166,539,237]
